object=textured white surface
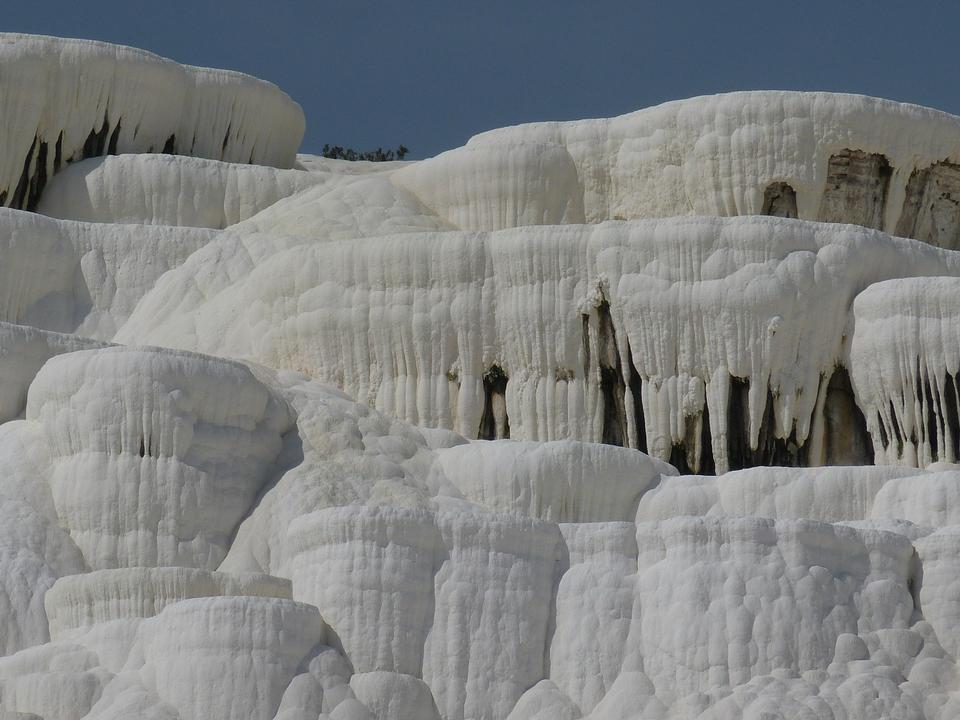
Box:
[7,37,960,717]
[636,465,918,523]
[27,346,292,570]
[0,322,108,422]
[134,596,325,720]
[0,207,214,339]
[404,91,960,234]
[850,277,960,467]
[432,439,676,521]
[0,33,304,208]
[38,154,327,228]
[119,215,960,474]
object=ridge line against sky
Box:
[5,0,954,159]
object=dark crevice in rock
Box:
[945,374,960,461]
[895,161,960,250]
[761,182,798,218]
[919,360,940,461]
[886,399,905,459]
[82,112,112,158]
[162,134,176,154]
[670,404,714,475]
[24,139,49,211]
[597,300,628,447]
[137,435,156,458]
[876,409,890,454]
[818,149,892,230]
[877,364,960,464]
[668,445,689,475]
[6,112,128,209]
[107,119,122,155]
[727,376,803,471]
[478,365,509,440]
[727,377,752,470]
[10,135,37,209]
[53,131,63,173]
[626,342,647,454]
[221,124,232,155]
[581,314,591,378]
[696,403,715,474]
[821,366,872,465]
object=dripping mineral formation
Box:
[4,31,960,720]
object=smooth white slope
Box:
[37,154,328,229]
[0,322,108,423]
[0,207,215,339]
[432,440,676,521]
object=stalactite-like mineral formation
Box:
[3,31,960,720]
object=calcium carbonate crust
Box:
[4,37,960,719]
[0,33,304,210]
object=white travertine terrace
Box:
[431,440,677,521]
[6,31,960,719]
[37,154,328,229]
[406,91,960,237]
[27,346,292,570]
[44,568,292,639]
[850,277,960,467]
[0,33,304,210]
[117,216,960,474]
[0,207,215,339]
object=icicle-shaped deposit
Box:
[0,33,304,209]
[850,276,960,467]
[122,215,960,473]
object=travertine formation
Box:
[4,31,960,720]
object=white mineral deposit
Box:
[2,29,960,720]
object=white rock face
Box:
[285,506,563,720]
[636,465,918,523]
[850,277,960,468]
[432,439,676,521]
[119,215,960,474]
[38,154,327,228]
[0,207,214,339]
[417,91,960,235]
[0,500,86,656]
[27,346,292,569]
[0,322,107,422]
[9,33,960,719]
[349,672,441,720]
[134,596,325,720]
[44,567,291,637]
[0,33,304,209]
[635,517,914,701]
[40,567,291,677]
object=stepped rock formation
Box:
[5,31,960,719]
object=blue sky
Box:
[6,1,956,158]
